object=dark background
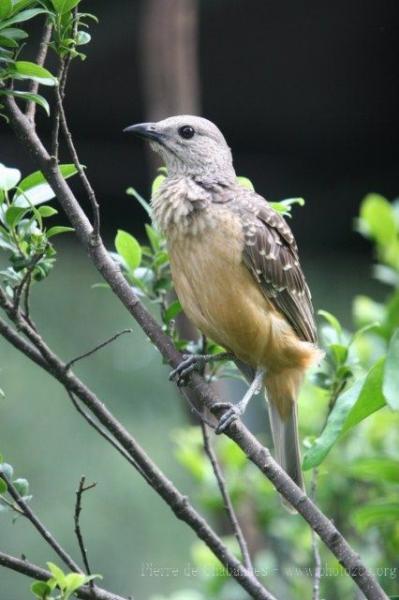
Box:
[2,0,399,250]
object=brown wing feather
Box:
[230,190,317,343]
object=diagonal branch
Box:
[0,304,276,600]
[0,551,126,600]
[3,95,389,600]
[74,476,96,577]
[26,20,53,123]
[0,474,81,573]
[201,422,253,572]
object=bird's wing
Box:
[230,188,317,343]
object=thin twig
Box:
[51,60,65,160]
[12,253,43,314]
[0,473,81,573]
[0,551,127,600]
[56,87,101,240]
[66,391,152,485]
[22,271,35,329]
[310,469,322,600]
[0,307,274,600]
[26,21,53,123]
[3,93,390,600]
[201,422,253,572]
[74,476,96,578]
[65,329,133,371]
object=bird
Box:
[124,115,322,495]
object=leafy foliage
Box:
[0,0,96,118]
[31,562,100,600]
[117,182,399,599]
[0,163,75,300]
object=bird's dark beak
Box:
[123,122,163,143]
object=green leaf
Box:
[0,8,48,29]
[115,230,142,271]
[0,34,18,47]
[343,357,386,431]
[358,193,396,245]
[0,163,21,191]
[1,27,29,40]
[38,205,58,217]
[46,562,65,586]
[0,463,13,479]
[145,223,161,252]
[50,0,81,14]
[5,205,26,227]
[46,226,74,238]
[383,328,399,410]
[14,164,78,206]
[0,0,13,20]
[63,573,86,600]
[352,501,399,532]
[270,197,305,217]
[303,358,386,469]
[31,581,52,600]
[13,477,28,496]
[0,478,7,494]
[151,174,166,195]
[164,300,182,323]
[13,61,57,86]
[76,30,91,45]
[0,90,50,116]
[237,176,254,191]
[318,309,342,338]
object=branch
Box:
[66,390,153,484]
[74,476,96,577]
[310,469,322,600]
[0,302,275,600]
[65,328,133,371]
[0,551,127,600]
[0,474,81,573]
[4,95,389,600]
[56,89,100,239]
[26,21,53,123]
[201,422,253,571]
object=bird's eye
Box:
[178,125,195,139]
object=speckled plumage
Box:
[134,115,321,491]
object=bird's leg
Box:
[169,352,233,385]
[213,367,265,434]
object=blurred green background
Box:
[1,235,396,600]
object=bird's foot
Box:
[213,401,245,434]
[213,366,265,434]
[169,352,233,386]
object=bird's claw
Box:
[213,402,243,434]
[169,354,204,386]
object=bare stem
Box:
[0,551,126,600]
[74,476,96,577]
[201,422,253,572]
[0,300,274,600]
[66,390,152,484]
[26,21,53,123]
[0,473,81,574]
[56,87,101,240]
[65,329,133,371]
[311,469,322,600]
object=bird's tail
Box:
[265,369,305,512]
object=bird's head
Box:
[124,115,236,183]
